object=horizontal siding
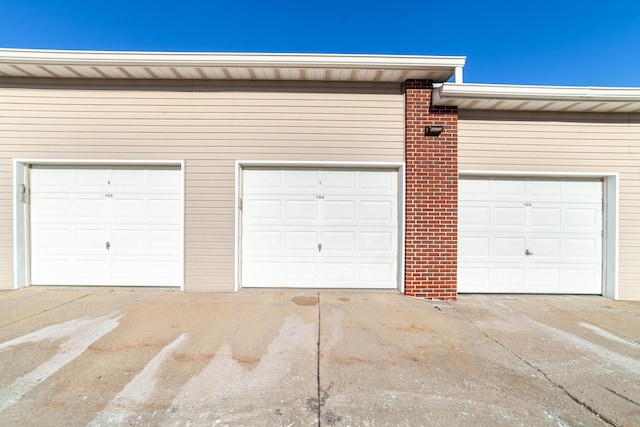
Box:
[0,79,404,292]
[459,109,640,301]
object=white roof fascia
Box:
[0,48,466,82]
[0,49,466,69]
[433,83,640,112]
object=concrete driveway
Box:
[0,288,638,426]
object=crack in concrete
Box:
[452,304,617,427]
[0,292,93,329]
[604,387,640,408]
[316,291,321,427]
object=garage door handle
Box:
[318,243,322,253]
[525,249,533,256]
[106,241,110,251]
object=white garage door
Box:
[30,166,182,286]
[459,177,603,294]
[241,168,399,288]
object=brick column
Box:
[404,80,458,300]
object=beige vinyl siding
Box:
[0,79,404,291]
[459,109,640,301]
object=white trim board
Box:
[459,170,619,300]
[13,159,186,291]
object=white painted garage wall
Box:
[0,79,404,291]
[458,110,640,301]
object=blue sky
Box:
[1,0,639,86]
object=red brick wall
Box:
[404,80,458,300]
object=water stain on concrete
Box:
[168,314,317,425]
[291,296,318,306]
[338,297,350,302]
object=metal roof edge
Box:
[0,48,466,70]
[434,83,640,104]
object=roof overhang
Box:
[433,83,640,113]
[0,49,466,83]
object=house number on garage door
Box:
[316,195,325,199]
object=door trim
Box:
[13,159,185,290]
[235,161,405,292]
[460,170,619,300]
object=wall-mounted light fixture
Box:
[425,125,444,137]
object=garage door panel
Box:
[30,166,181,287]
[146,259,182,284]
[359,200,394,222]
[285,200,318,221]
[321,231,355,253]
[564,238,600,258]
[242,168,399,289]
[285,170,319,192]
[561,180,601,199]
[30,168,74,191]
[459,179,491,198]
[458,267,490,291]
[321,195,398,223]
[563,267,601,293]
[110,229,145,251]
[458,205,490,227]
[493,268,525,289]
[359,261,395,287]
[32,256,111,286]
[244,169,282,193]
[459,237,490,257]
[528,180,562,198]
[565,207,601,228]
[283,261,318,285]
[244,199,281,222]
[359,170,397,193]
[245,230,281,252]
[494,180,526,197]
[111,259,146,283]
[31,227,74,250]
[322,200,356,222]
[147,198,181,222]
[32,226,108,254]
[146,229,182,252]
[322,171,356,191]
[459,177,603,294]
[73,228,109,252]
[110,195,180,224]
[110,257,181,285]
[493,237,526,257]
[530,208,561,227]
[72,257,112,285]
[29,196,74,222]
[360,231,394,253]
[30,257,73,284]
[320,262,355,284]
[242,261,281,286]
[495,207,526,227]
[109,169,145,193]
[147,169,182,193]
[111,197,146,221]
[528,238,561,257]
[74,169,109,191]
[74,197,108,223]
[285,231,318,253]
